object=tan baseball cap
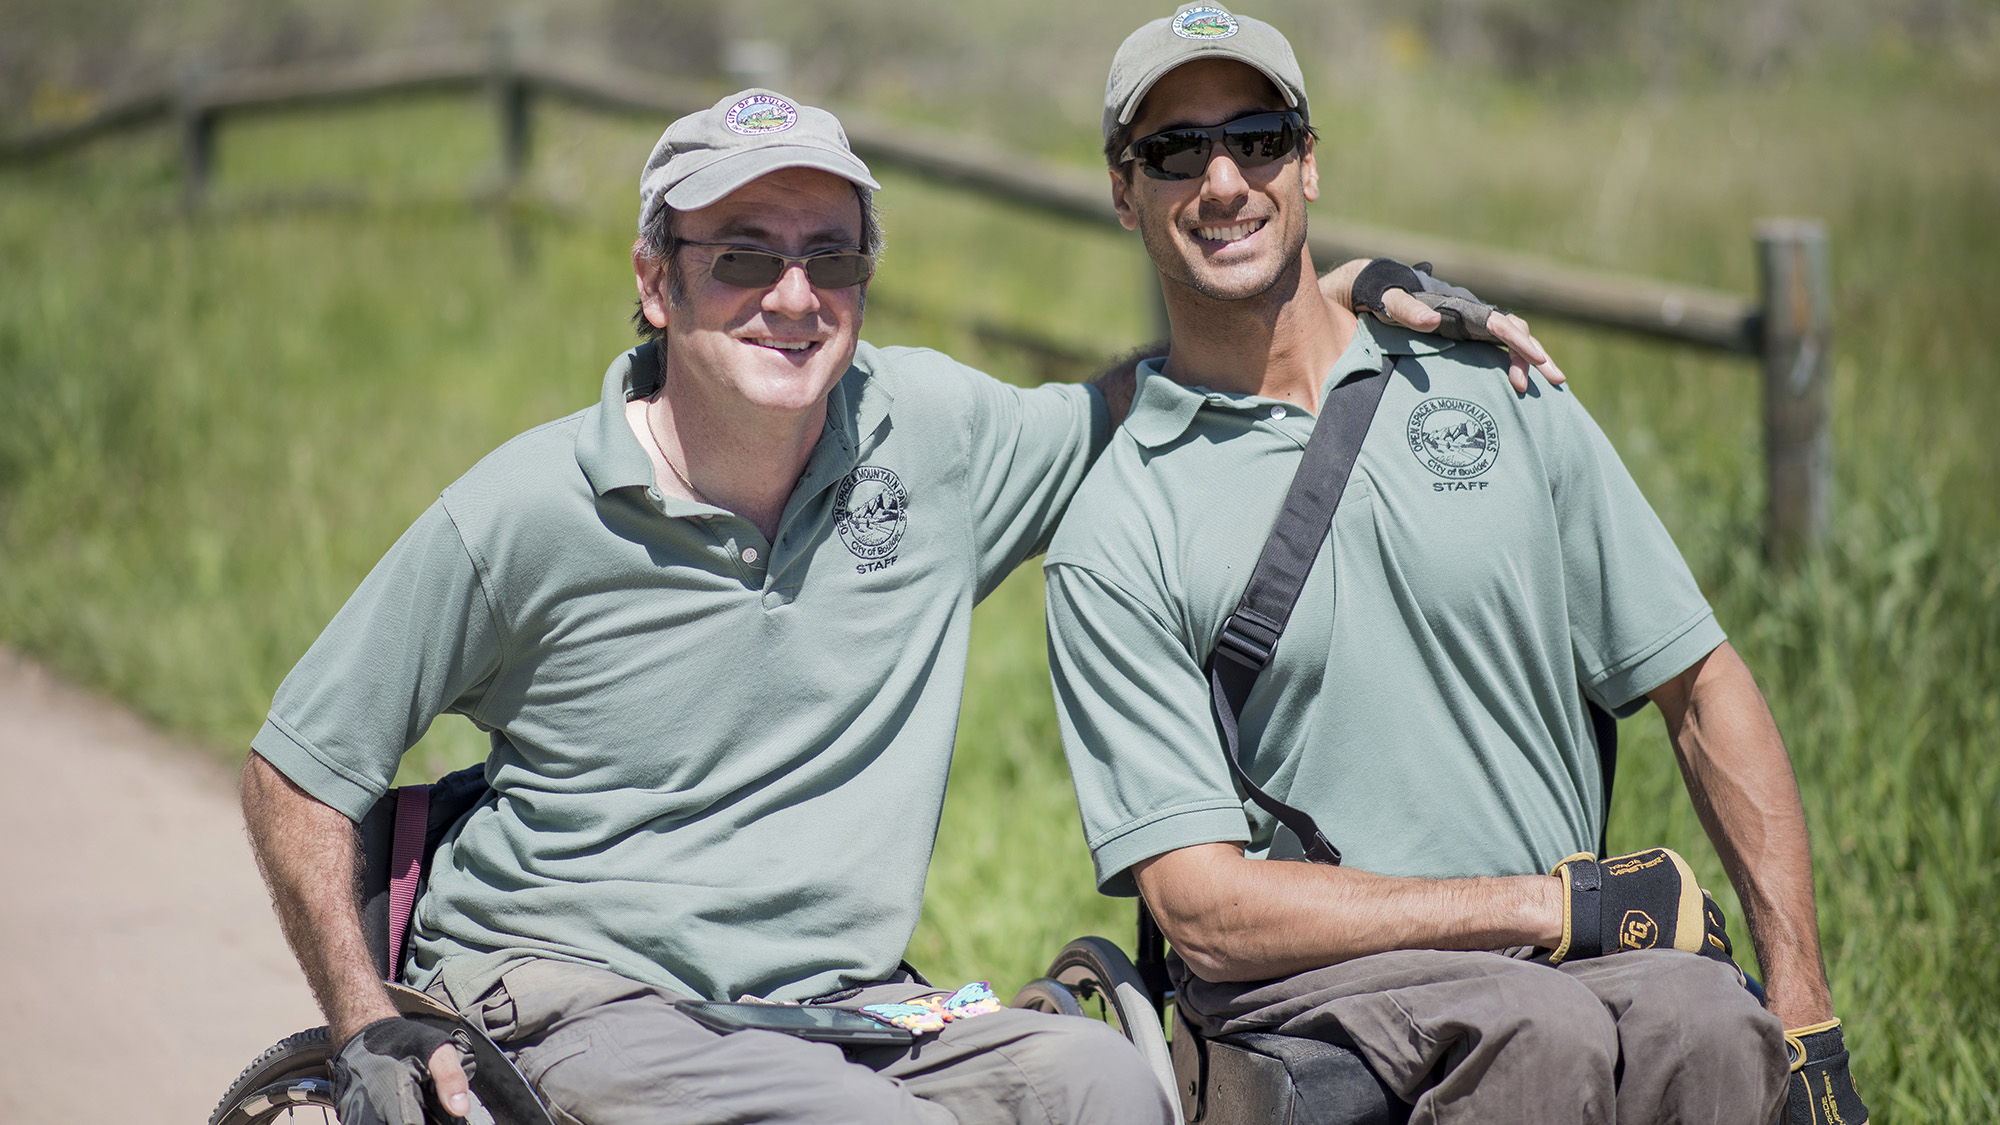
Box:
[638,89,881,231]
[1103,4,1309,141]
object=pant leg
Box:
[459,960,1170,1125]
[462,959,953,1125]
[836,981,1174,1125]
[1557,951,1788,1125]
[1173,949,1619,1125]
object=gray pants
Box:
[1173,948,1787,1125]
[449,958,1173,1125]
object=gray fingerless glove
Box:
[1351,258,1504,344]
[1410,291,1502,344]
[328,1016,475,1125]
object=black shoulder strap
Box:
[1588,698,1618,855]
[1203,353,1397,867]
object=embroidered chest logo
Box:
[1407,397,1499,491]
[835,465,907,572]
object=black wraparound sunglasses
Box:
[680,241,875,289]
[1119,110,1308,181]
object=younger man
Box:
[1047,7,1867,1122]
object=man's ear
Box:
[633,243,672,330]
[1299,136,1319,204]
[1109,166,1141,232]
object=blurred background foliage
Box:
[2,0,1996,1119]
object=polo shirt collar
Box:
[1122,318,1457,450]
[572,341,896,505]
[576,343,661,497]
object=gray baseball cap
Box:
[638,89,881,232]
[1103,4,1308,141]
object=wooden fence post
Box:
[492,24,534,192]
[175,67,214,210]
[1755,219,1833,570]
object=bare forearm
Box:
[241,751,398,1041]
[1135,842,1563,981]
[1653,644,1834,1026]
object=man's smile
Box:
[1190,217,1268,247]
[746,336,817,353]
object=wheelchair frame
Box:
[1012,904,1409,1125]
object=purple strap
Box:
[385,783,430,979]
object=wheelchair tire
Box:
[1011,976,1089,1018]
[208,1026,337,1125]
[1045,936,1183,1124]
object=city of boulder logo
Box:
[1406,397,1499,479]
[835,466,907,564]
[725,94,798,135]
[1172,6,1239,38]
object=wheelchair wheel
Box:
[1011,976,1088,1018]
[1043,936,1182,1123]
[210,984,551,1125]
[208,1026,337,1125]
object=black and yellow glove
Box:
[1547,847,1736,966]
[1782,1019,1869,1125]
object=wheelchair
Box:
[218,767,1250,1125]
[1011,905,1408,1125]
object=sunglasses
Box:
[1119,110,1308,181]
[681,241,875,289]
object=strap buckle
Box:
[1215,612,1281,672]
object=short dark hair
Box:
[631,184,884,343]
[1104,121,1140,176]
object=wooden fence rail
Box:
[0,48,1831,564]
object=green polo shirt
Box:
[1045,320,1723,896]
[253,340,1106,1003]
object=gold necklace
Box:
[643,398,713,505]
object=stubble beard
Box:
[1137,201,1310,305]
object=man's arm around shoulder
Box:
[1133,842,1565,982]
[241,751,470,1115]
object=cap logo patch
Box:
[725,94,798,136]
[1172,6,1239,39]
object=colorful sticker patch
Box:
[860,982,1004,1035]
[1172,6,1240,39]
[725,94,799,135]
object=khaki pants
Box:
[447,958,1173,1125]
[1173,948,1786,1125]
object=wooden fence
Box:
[0,47,1832,565]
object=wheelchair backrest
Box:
[356,763,492,979]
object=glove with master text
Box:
[1782,1018,1870,1125]
[1547,847,1736,968]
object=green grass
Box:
[2,67,1995,1118]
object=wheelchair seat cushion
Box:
[1193,1031,1410,1125]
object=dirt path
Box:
[0,647,321,1124]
